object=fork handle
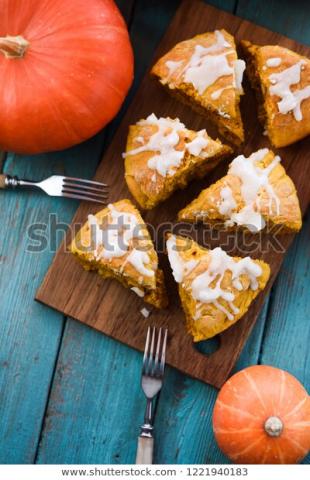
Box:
[0,174,37,189]
[136,435,154,464]
[0,174,20,189]
[0,174,10,189]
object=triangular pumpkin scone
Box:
[70,199,168,308]
[241,40,310,147]
[151,30,245,145]
[178,148,302,233]
[166,234,270,341]
[123,113,232,209]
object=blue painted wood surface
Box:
[0,0,309,465]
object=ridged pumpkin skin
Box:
[213,365,310,464]
[0,0,133,154]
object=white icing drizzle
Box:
[166,235,198,283]
[164,30,245,108]
[191,247,262,321]
[88,210,131,259]
[234,59,246,93]
[131,286,145,297]
[186,130,209,155]
[185,34,245,96]
[214,299,237,319]
[184,50,233,95]
[198,29,231,54]
[209,59,245,100]
[123,114,209,177]
[124,115,184,176]
[224,149,281,232]
[191,62,244,101]
[165,60,182,75]
[266,57,282,68]
[166,236,263,322]
[269,60,310,121]
[211,87,229,100]
[165,30,233,95]
[218,109,230,118]
[229,206,263,232]
[218,186,236,216]
[127,249,154,277]
[88,205,154,278]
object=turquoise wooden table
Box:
[0,0,309,465]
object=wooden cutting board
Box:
[36,0,310,388]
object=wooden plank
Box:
[0,1,136,465]
[35,0,244,466]
[0,150,6,171]
[99,0,181,147]
[237,0,310,44]
[36,0,310,466]
[258,212,310,464]
[36,0,310,388]
[236,0,310,465]
[150,0,310,465]
[208,0,237,11]
[153,208,310,464]
[36,0,182,464]
[153,300,270,464]
[141,2,271,465]
[0,0,137,464]
[36,322,145,464]
[0,134,106,463]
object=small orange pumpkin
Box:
[213,365,310,464]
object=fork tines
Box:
[62,176,109,204]
[142,326,168,377]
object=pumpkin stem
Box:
[264,416,283,437]
[0,35,29,59]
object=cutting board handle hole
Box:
[194,336,220,356]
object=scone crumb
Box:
[131,287,145,298]
[140,307,151,318]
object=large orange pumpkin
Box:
[0,0,133,154]
[213,365,310,464]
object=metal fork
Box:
[136,326,168,465]
[0,174,108,204]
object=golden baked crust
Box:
[70,199,168,308]
[124,114,232,210]
[166,234,270,341]
[178,149,302,233]
[241,40,310,148]
[151,30,245,145]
